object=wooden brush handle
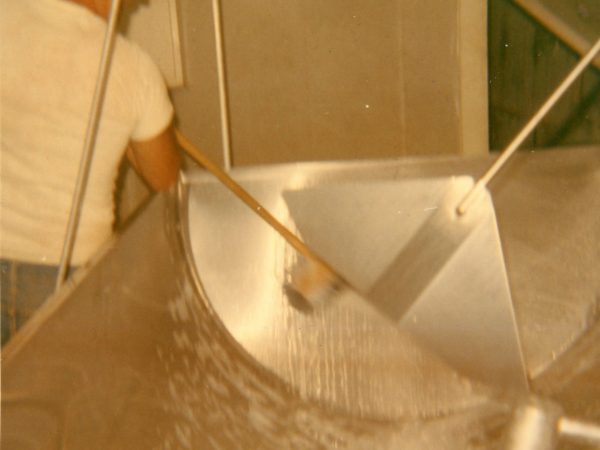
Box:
[175,129,341,279]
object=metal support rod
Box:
[212,0,233,171]
[558,417,600,446]
[514,0,600,71]
[505,398,600,450]
[457,37,600,215]
[55,0,122,290]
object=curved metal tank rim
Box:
[177,145,600,415]
[175,168,509,422]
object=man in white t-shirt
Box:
[0,0,181,344]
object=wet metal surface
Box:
[187,174,496,420]
[2,146,599,448]
[283,177,527,391]
[0,193,507,449]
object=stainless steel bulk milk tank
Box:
[2,146,599,449]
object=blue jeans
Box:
[1,260,59,346]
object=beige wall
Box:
[171,0,489,167]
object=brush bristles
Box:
[286,261,343,311]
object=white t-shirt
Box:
[1,0,174,265]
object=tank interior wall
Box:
[4,148,600,449]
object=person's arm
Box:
[126,124,180,191]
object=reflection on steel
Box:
[2,147,599,448]
[283,177,526,391]
[505,397,562,450]
[506,397,600,449]
[558,417,600,446]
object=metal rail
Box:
[55,0,123,290]
[212,0,233,171]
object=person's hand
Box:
[127,124,180,191]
